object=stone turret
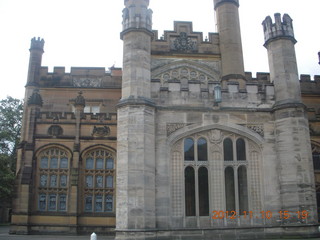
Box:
[262,14,317,223]
[122,0,152,33]
[213,0,245,88]
[262,13,301,106]
[26,37,44,86]
[116,0,156,239]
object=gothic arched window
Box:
[184,138,194,161]
[83,148,115,213]
[224,137,248,215]
[236,138,246,161]
[37,147,70,212]
[184,136,209,217]
[197,138,208,161]
[223,138,233,161]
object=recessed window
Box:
[83,149,115,213]
[37,148,69,212]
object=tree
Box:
[0,96,23,202]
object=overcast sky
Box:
[0,0,319,100]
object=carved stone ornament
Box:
[48,125,63,137]
[247,124,264,137]
[167,123,188,136]
[92,126,110,137]
[173,32,196,52]
[73,78,101,88]
[208,129,223,143]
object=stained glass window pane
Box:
[40,157,48,168]
[59,195,67,211]
[48,194,57,211]
[39,194,46,211]
[96,158,103,169]
[106,158,114,169]
[50,157,58,168]
[60,175,67,187]
[105,195,113,212]
[60,157,68,168]
[40,175,47,187]
[96,176,103,188]
[184,138,194,161]
[85,195,93,212]
[86,158,94,169]
[50,175,57,187]
[95,195,103,212]
[86,176,93,188]
[197,138,208,161]
[106,176,113,188]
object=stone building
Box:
[10,0,320,239]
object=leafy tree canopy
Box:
[0,96,23,202]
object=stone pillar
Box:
[11,90,43,234]
[263,14,317,223]
[116,0,156,239]
[214,0,245,88]
[70,92,86,233]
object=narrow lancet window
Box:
[198,167,209,216]
[185,166,196,216]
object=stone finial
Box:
[74,91,86,108]
[27,89,43,107]
[122,0,153,34]
[214,0,239,10]
[30,37,45,52]
[262,13,296,46]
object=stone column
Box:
[116,0,156,239]
[263,13,317,223]
[214,0,246,88]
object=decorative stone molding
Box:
[73,78,102,88]
[48,125,63,137]
[167,123,188,136]
[208,129,223,143]
[172,32,197,52]
[92,126,110,137]
[247,124,264,137]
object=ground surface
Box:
[1,225,320,240]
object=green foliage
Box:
[0,96,23,203]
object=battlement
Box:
[262,13,296,46]
[39,66,122,88]
[30,37,45,51]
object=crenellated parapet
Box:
[38,66,122,88]
[151,73,276,109]
[262,13,296,46]
[30,37,45,52]
[121,0,153,37]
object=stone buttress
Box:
[116,0,156,239]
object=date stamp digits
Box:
[212,210,309,220]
